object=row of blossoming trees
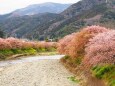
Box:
[58,25,115,67]
[58,25,115,85]
[0,37,57,60]
[58,26,115,86]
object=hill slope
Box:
[49,0,115,38]
[0,13,64,40]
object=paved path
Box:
[0,55,78,86]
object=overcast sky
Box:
[0,0,80,14]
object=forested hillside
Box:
[0,13,64,40]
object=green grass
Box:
[0,47,56,60]
[63,55,70,60]
[0,50,14,59]
[67,76,80,83]
[92,64,115,86]
[36,47,56,52]
[75,57,82,65]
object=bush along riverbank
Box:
[0,37,57,60]
[58,25,115,86]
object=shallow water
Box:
[0,55,64,67]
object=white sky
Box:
[0,0,80,14]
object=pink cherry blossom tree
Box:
[84,30,115,66]
[58,25,108,59]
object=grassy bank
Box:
[92,65,115,86]
[60,56,115,86]
[0,48,36,60]
[0,47,57,60]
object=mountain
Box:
[0,13,64,40]
[49,0,115,38]
[61,0,107,17]
[9,2,71,17]
[0,0,115,40]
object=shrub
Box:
[67,25,108,58]
[58,25,108,61]
[0,37,57,59]
[0,37,57,51]
[6,37,23,49]
[84,30,115,66]
[58,33,76,54]
[0,38,12,50]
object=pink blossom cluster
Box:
[37,41,57,49]
[67,25,108,58]
[0,37,57,50]
[58,25,108,58]
[57,33,76,54]
[83,25,108,35]
[84,30,115,65]
[58,25,115,67]
[0,38,12,50]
